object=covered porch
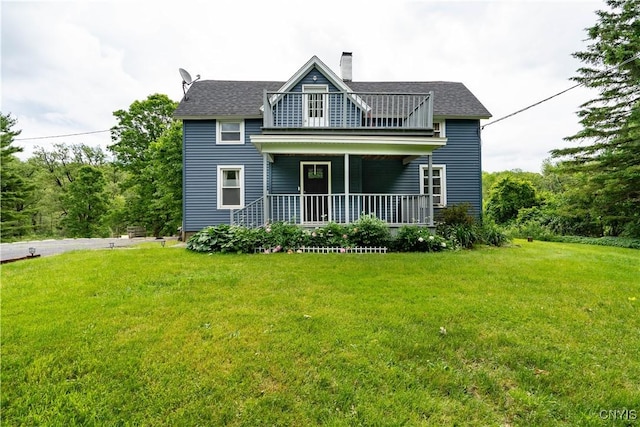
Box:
[232,192,431,227]
[236,132,446,228]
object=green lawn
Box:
[2,241,639,426]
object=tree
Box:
[109,94,178,172]
[1,113,33,241]
[551,0,640,236]
[485,177,538,224]
[61,165,109,237]
[108,94,181,237]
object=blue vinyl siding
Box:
[183,116,482,229]
[183,119,264,230]
[281,68,362,127]
[416,119,482,217]
[271,156,345,194]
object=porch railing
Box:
[232,194,432,227]
[263,91,433,130]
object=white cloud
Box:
[2,0,601,171]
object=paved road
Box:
[0,237,162,262]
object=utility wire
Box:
[11,54,640,138]
[481,52,640,130]
[14,129,111,141]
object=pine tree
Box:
[551,0,640,236]
[1,113,33,241]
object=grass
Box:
[2,240,639,426]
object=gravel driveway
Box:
[0,237,162,262]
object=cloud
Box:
[2,0,601,172]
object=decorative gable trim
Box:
[278,56,354,94]
[261,56,370,115]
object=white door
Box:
[303,85,328,127]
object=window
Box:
[216,120,244,144]
[433,121,445,138]
[217,166,244,209]
[420,165,447,207]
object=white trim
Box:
[433,121,446,138]
[302,84,329,127]
[216,120,245,145]
[300,161,332,196]
[420,164,447,207]
[217,165,245,209]
[300,161,332,224]
[251,134,447,156]
[277,56,353,95]
[265,56,370,115]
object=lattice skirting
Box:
[256,247,387,254]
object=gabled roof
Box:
[174,65,492,119]
[276,55,354,94]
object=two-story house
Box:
[174,53,491,240]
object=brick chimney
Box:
[340,52,352,82]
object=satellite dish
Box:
[179,68,192,85]
[179,68,201,100]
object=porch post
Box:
[428,154,434,227]
[344,154,350,223]
[263,153,269,225]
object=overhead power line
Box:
[14,129,111,141]
[481,52,640,130]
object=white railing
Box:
[263,91,433,130]
[232,194,432,227]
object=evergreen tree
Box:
[551,0,640,236]
[1,113,33,241]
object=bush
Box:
[260,222,307,251]
[306,222,350,247]
[440,203,477,226]
[186,225,259,254]
[395,226,449,252]
[479,221,510,247]
[348,215,391,247]
[439,223,479,249]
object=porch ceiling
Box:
[250,134,446,156]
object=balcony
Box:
[263,91,434,132]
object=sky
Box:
[1,0,602,172]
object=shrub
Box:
[440,203,477,226]
[260,222,307,250]
[395,225,449,252]
[186,224,259,254]
[479,221,510,247]
[348,215,391,247]
[306,222,350,247]
[439,223,479,249]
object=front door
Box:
[303,85,328,127]
[301,162,330,223]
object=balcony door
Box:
[303,85,328,127]
[301,162,331,223]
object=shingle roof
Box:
[174,80,491,119]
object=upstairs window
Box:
[217,166,244,209]
[217,120,244,144]
[420,165,447,207]
[433,121,446,138]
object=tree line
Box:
[1,0,638,242]
[1,94,182,241]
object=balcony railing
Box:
[263,91,433,130]
[232,194,433,227]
